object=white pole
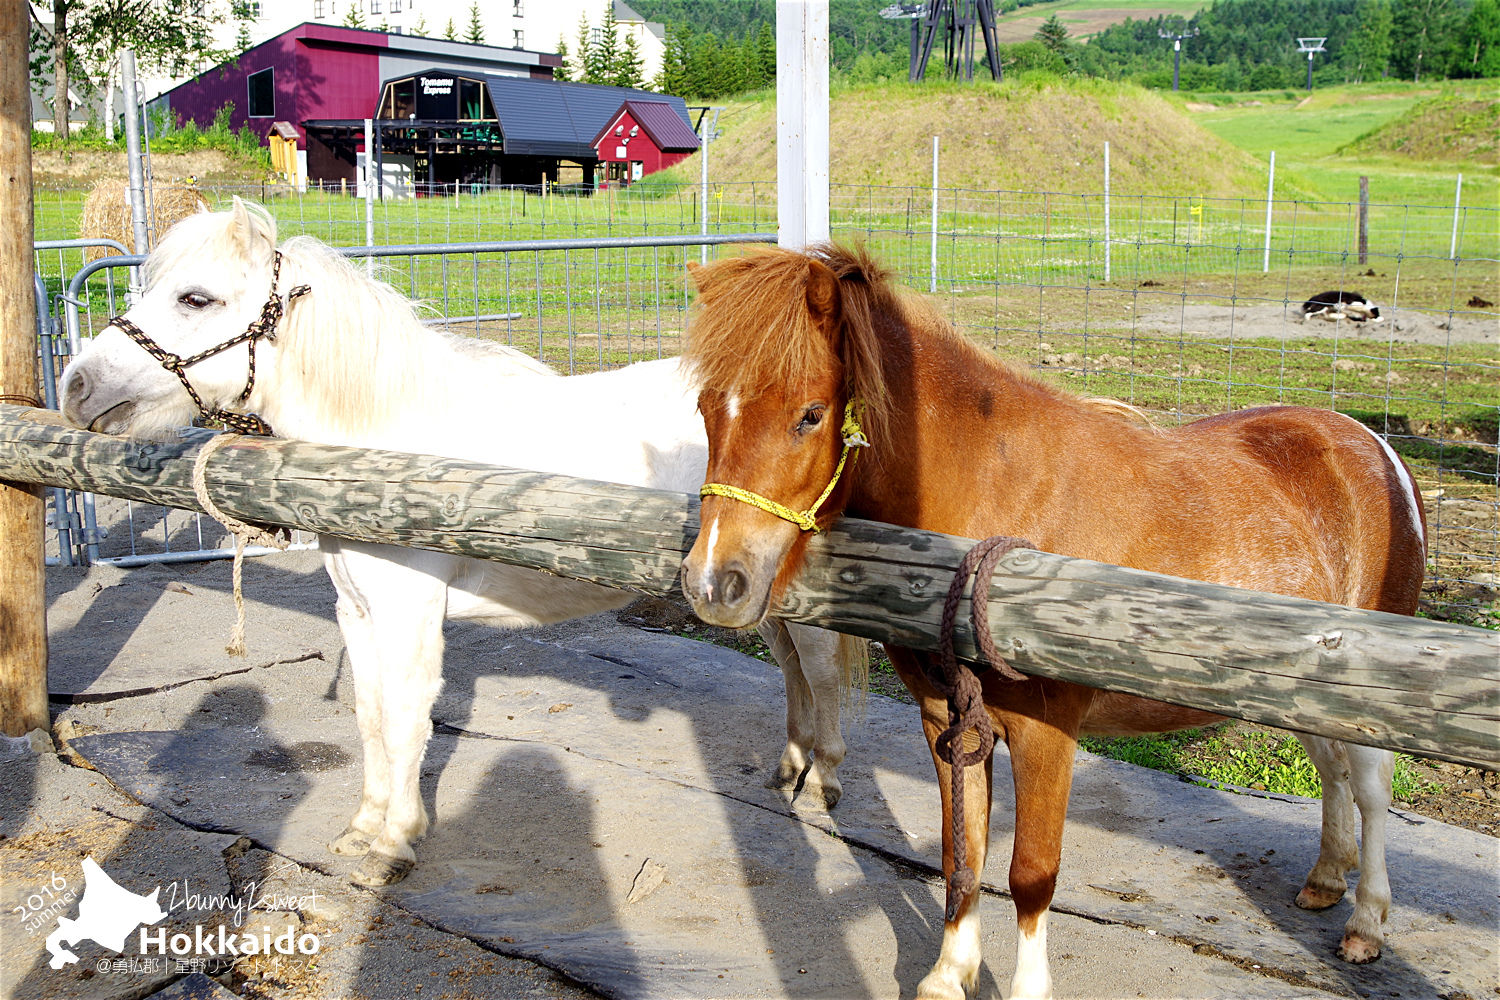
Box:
[776,0,829,249]
[1450,173,1463,260]
[699,107,720,265]
[1103,140,1111,283]
[363,118,375,274]
[1262,150,1275,273]
[120,52,149,257]
[930,135,939,294]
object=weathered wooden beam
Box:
[1,404,1495,768]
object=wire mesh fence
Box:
[33,180,1497,618]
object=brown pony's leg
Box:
[891,650,995,1000]
[1002,693,1087,1000]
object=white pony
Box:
[60,200,865,886]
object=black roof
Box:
[484,76,692,159]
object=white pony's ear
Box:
[228,196,275,260]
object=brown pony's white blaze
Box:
[680,243,1427,1000]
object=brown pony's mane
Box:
[686,242,936,443]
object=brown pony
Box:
[679,244,1427,1000]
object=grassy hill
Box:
[665,76,1266,197]
[1340,93,1499,164]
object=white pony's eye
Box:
[178,291,214,310]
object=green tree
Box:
[1342,0,1394,81]
[342,3,365,28]
[464,2,484,44]
[442,17,456,41]
[1034,14,1070,54]
[1457,0,1500,75]
[755,20,776,83]
[556,34,573,81]
[654,22,690,93]
[1391,0,1460,80]
[594,5,621,83]
[615,32,645,88]
[410,15,429,37]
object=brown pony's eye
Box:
[797,405,826,432]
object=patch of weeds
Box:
[1082,724,1440,801]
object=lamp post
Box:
[1296,37,1327,91]
[1158,27,1198,91]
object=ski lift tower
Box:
[1157,26,1198,92]
[885,0,1002,83]
[1296,37,1327,91]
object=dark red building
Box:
[591,99,702,187]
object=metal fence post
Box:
[1451,173,1463,260]
[1358,176,1369,266]
[930,136,939,294]
[1104,140,1111,283]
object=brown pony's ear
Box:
[686,260,703,289]
[805,257,841,331]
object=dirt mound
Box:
[679,78,1264,196]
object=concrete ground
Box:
[2,547,1495,1000]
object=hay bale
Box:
[79,179,210,261]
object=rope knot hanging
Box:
[926,534,1033,920]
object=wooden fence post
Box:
[0,7,49,736]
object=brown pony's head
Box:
[680,243,893,628]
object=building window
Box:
[513,29,523,48]
[513,0,523,15]
[370,0,380,12]
[389,0,401,10]
[247,67,274,117]
[313,0,324,16]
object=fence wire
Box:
[34,181,1496,618]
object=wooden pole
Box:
[0,405,1495,768]
[0,11,49,736]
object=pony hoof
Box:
[328,828,373,857]
[351,851,414,886]
[1338,932,1382,964]
[914,970,969,1000]
[1295,884,1345,911]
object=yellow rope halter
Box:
[699,398,870,533]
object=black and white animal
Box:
[1299,290,1383,323]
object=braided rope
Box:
[191,434,290,657]
[0,394,42,408]
[927,534,1032,921]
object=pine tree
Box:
[1035,15,1070,55]
[443,18,457,41]
[411,15,429,37]
[654,23,689,93]
[615,32,644,88]
[756,21,776,84]
[343,4,366,29]
[596,5,621,84]
[576,14,600,83]
[557,34,572,81]
[465,2,485,45]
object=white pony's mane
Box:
[155,203,552,440]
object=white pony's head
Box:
[61,197,290,438]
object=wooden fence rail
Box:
[1,404,1495,769]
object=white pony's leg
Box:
[1340,742,1394,962]
[1296,736,1359,912]
[757,619,817,797]
[324,543,449,887]
[784,622,851,809]
[1297,736,1393,961]
[327,584,388,857]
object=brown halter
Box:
[107,250,310,437]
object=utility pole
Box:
[1158,27,1198,91]
[1296,37,1327,91]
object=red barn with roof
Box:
[591,99,700,186]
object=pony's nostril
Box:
[65,367,90,404]
[720,565,750,606]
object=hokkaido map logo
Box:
[15,856,321,972]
